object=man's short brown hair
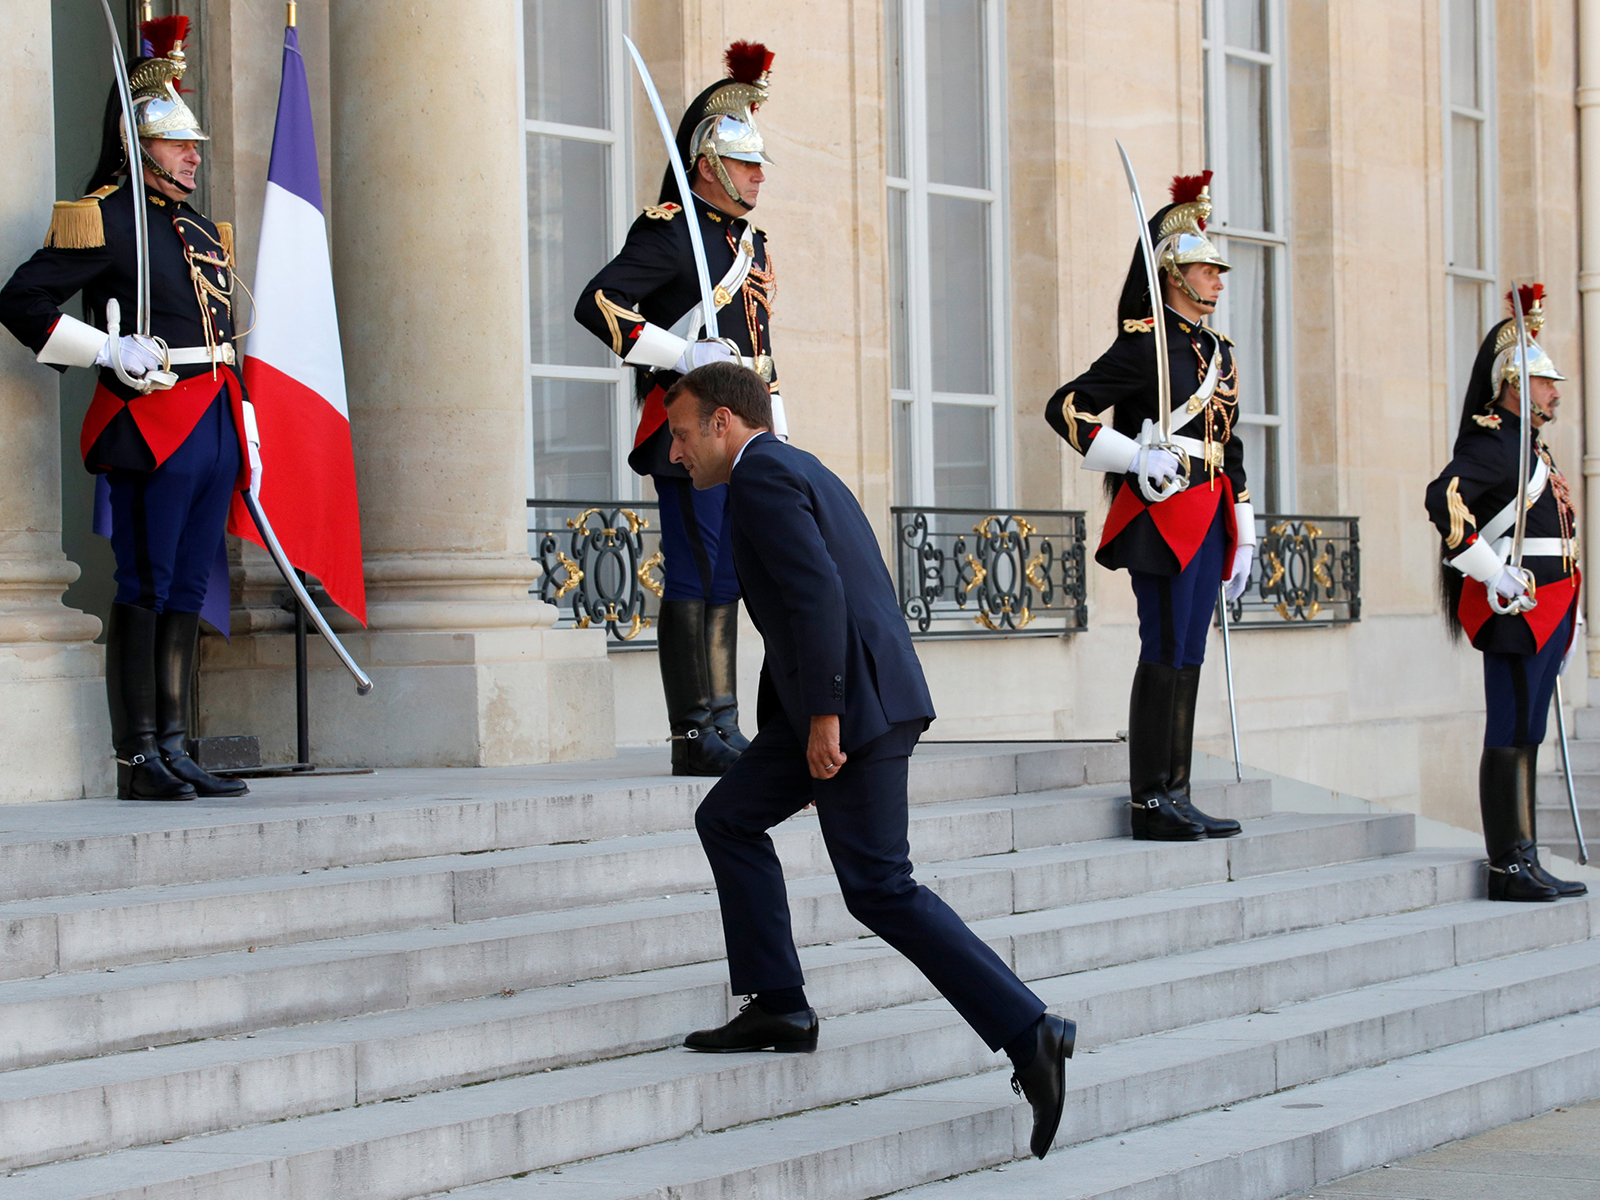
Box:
[664,360,773,430]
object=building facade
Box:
[0,0,1595,836]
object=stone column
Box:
[199,0,613,766]
[0,0,113,801]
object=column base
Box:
[0,640,113,802]
[198,626,615,768]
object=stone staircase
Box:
[1537,705,1600,863]
[0,744,1594,1200]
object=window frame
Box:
[1200,0,1294,509]
[1440,0,1497,431]
[887,0,1013,509]
[518,0,636,502]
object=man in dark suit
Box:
[664,361,1074,1160]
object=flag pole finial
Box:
[287,2,297,27]
[140,1,153,21]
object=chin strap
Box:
[138,148,196,196]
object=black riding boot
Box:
[1480,746,1558,901]
[106,603,196,802]
[1518,744,1586,896]
[705,601,750,753]
[658,599,740,777]
[1167,664,1241,838]
[154,611,249,798]
[1128,662,1204,841]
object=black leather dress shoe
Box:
[1010,1013,1076,1159]
[1170,795,1242,838]
[684,1001,819,1053]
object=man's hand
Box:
[674,339,736,376]
[808,714,846,780]
[1224,544,1254,602]
[95,334,165,379]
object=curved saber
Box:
[1114,141,1185,504]
[95,0,150,337]
[241,488,372,695]
[623,35,720,339]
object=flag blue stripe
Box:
[265,27,323,213]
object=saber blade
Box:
[1555,678,1588,864]
[623,35,719,339]
[1115,140,1172,441]
[1509,286,1534,572]
[242,491,373,695]
[96,0,150,337]
[1218,586,1243,783]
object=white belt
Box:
[1479,458,1549,544]
[165,344,235,366]
[1492,537,1569,559]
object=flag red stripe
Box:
[229,358,367,624]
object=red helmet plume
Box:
[139,15,190,60]
[1506,283,1545,315]
[1169,170,1213,205]
[725,41,774,85]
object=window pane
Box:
[1450,115,1483,269]
[1224,0,1265,51]
[524,0,606,127]
[1450,276,1489,422]
[885,0,906,178]
[1449,0,1480,109]
[933,403,992,508]
[925,0,987,188]
[888,188,911,390]
[1240,423,1276,511]
[1224,56,1270,230]
[1224,240,1276,417]
[530,378,614,498]
[928,194,991,393]
[528,134,611,368]
[893,398,913,504]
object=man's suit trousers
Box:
[694,718,1046,1051]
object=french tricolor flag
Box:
[228,21,366,624]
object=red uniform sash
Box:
[81,367,252,490]
[633,382,669,449]
[1459,569,1581,651]
[1100,475,1237,574]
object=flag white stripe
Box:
[246,181,349,420]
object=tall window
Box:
[885,0,1010,508]
[1442,0,1496,428]
[522,0,631,500]
[1201,0,1291,509]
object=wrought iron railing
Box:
[891,507,1089,638]
[1222,513,1360,627]
[527,500,662,648]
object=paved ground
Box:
[1283,1098,1600,1199]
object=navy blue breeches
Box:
[654,475,740,604]
[1129,506,1228,667]
[1482,605,1575,747]
[695,716,1045,1052]
[108,391,240,613]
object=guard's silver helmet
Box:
[1155,172,1229,306]
[1493,287,1564,388]
[690,43,774,209]
[129,43,209,143]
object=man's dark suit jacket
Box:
[728,432,936,751]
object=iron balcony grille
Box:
[1221,513,1361,627]
[891,507,1090,639]
[527,500,662,649]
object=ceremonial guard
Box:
[575,42,782,777]
[1424,286,1587,901]
[0,17,251,802]
[1045,172,1255,841]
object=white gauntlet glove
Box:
[673,339,736,376]
[94,334,166,379]
[1490,567,1530,601]
[1562,607,1586,676]
[1225,544,1254,602]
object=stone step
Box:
[0,743,1124,906]
[1538,771,1600,804]
[17,918,1593,1200]
[0,811,1404,1073]
[1571,705,1600,741]
[0,778,1268,983]
[884,1009,1600,1200]
[0,850,1518,1171]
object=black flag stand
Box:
[294,569,311,769]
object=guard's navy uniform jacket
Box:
[574,197,775,604]
[0,183,248,611]
[1046,306,1247,577]
[1425,410,1579,657]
